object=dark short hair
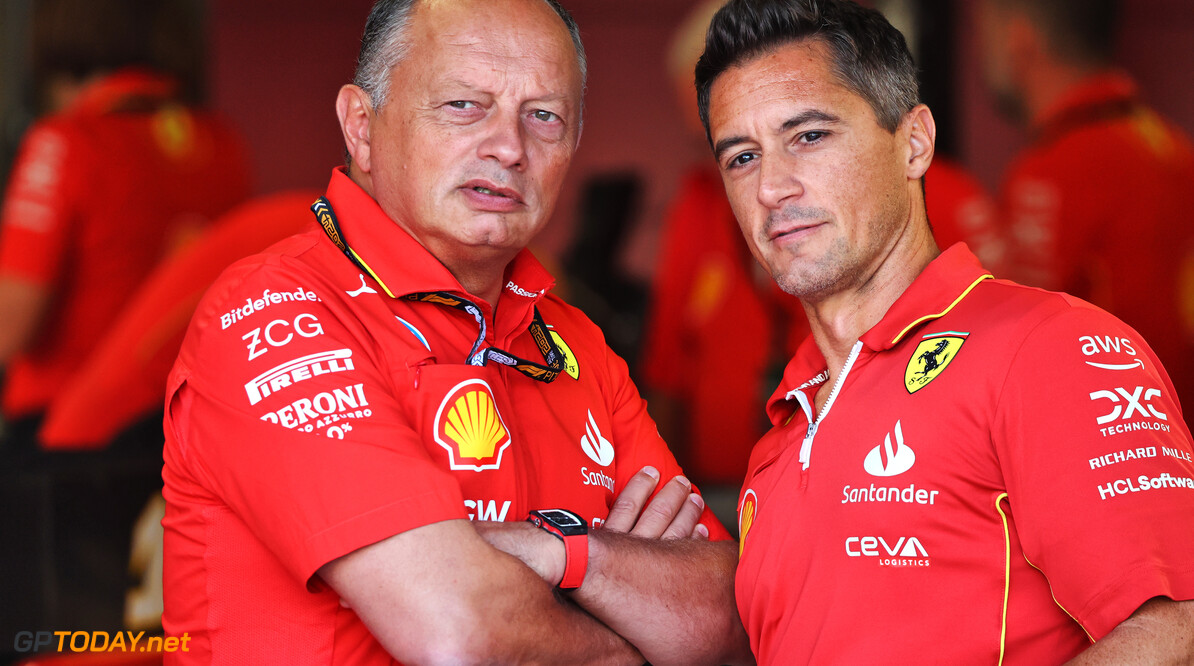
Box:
[994,0,1118,67]
[354,0,587,110]
[695,0,919,143]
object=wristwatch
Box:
[526,509,589,590]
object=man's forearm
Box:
[576,531,752,666]
[321,521,643,665]
[1066,597,1194,665]
[477,520,750,666]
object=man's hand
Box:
[604,466,709,539]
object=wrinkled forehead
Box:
[408,0,582,89]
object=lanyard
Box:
[310,196,564,383]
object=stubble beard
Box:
[771,234,852,301]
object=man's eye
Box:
[799,131,827,143]
[532,110,560,122]
[447,101,476,109]
[728,152,756,169]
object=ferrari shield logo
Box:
[549,330,580,380]
[904,333,967,394]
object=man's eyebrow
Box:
[713,135,751,162]
[780,109,841,133]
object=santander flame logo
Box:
[863,420,915,477]
[580,410,615,466]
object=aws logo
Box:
[434,379,511,472]
[738,489,758,557]
[904,332,967,393]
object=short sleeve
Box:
[165,261,466,584]
[993,303,1194,638]
[0,122,77,284]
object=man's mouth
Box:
[463,181,524,204]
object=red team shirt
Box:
[735,245,1194,664]
[642,162,999,485]
[161,169,728,664]
[1001,72,1194,420]
[0,68,250,418]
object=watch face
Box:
[536,509,587,535]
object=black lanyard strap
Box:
[310,196,563,383]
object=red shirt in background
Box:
[926,156,1003,271]
[0,68,250,418]
[39,191,316,449]
[162,170,729,663]
[1000,72,1194,417]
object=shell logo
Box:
[738,489,757,557]
[434,379,511,472]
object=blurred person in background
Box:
[980,0,1194,418]
[641,0,998,503]
[0,0,250,652]
[0,0,250,442]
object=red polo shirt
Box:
[1000,72,1194,417]
[736,245,1194,664]
[162,169,729,664]
[0,68,250,418]
[641,161,999,485]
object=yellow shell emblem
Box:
[905,333,967,394]
[434,379,511,471]
[549,330,580,380]
[738,490,758,557]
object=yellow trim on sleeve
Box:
[1021,550,1095,643]
[995,493,1012,666]
[890,274,993,345]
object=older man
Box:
[696,0,1194,663]
[161,0,748,664]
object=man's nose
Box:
[477,109,527,170]
[757,152,803,209]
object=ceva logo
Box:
[580,410,615,466]
[863,420,916,477]
[434,379,511,472]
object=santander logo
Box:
[580,410,615,466]
[863,420,915,477]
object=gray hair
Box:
[353,0,587,110]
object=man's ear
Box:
[337,84,374,173]
[903,104,936,180]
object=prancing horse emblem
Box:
[904,334,968,394]
[916,340,950,377]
